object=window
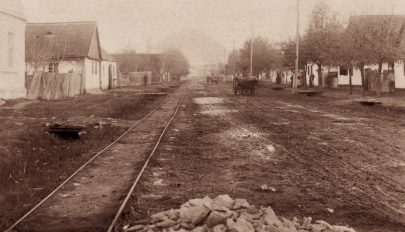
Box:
[340,66,348,76]
[8,32,15,68]
[48,62,59,73]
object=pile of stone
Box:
[124,195,356,232]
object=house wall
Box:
[84,58,101,93]
[0,12,26,99]
[303,61,405,89]
[100,60,117,90]
[26,59,84,75]
[306,64,320,86]
[394,61,405,89]
[338,67,362,86]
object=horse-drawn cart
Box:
[233,78,258,95]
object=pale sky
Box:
[21,0,405,54]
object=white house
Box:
[305,15,405,90]
[306,62,405,90]
[0,0,27,99]
[25,21,117,93]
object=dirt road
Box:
[121,81,405,232]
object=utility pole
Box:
[232,40,236,76]
[223,48,226,75]
[292,0,299,94]
[250,23,253,77]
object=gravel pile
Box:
[124,195,356,232]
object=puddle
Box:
[389,162,405,168]
[308,109,321,113]
[267,145,276,153]
[284,109,299,113]
[152,179,167,187]
[323,113,351,121]
[333,122,364,126]
[251,150,271,160]
[200,109,237,116]
[251,145,276,160]
[225,128,263,140]
[284,103,305,109]
[193,97,224,105]
[271,121,290,126]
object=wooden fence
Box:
[118,71,162,87]
[26,72,83,100]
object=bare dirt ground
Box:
[0,84,175,230]
[120,81,405,232]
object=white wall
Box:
[26,59,84,75]
[338,67,362,86]
[100,61,117,90]
[305,61,405,89]
[394,61,405,89]
[0,12,26,99]
[306,63,320,86]
[84,58,101,93]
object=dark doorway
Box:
[108,65,113,89]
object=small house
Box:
[25,21,116,93]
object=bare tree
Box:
[26,35,76,74]
[303,0,343,88]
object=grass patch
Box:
[0,86,167,229]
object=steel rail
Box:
[107,88,189,232]
[4,100,166,232]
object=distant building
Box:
[26,21,118,93]
[0,0,27,99]
[101,48,118,89]
[113,53,163,73]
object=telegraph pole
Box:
[292,0,299,94]
[250,23,253,77]
[232,40,236,75]
[223,48,226,75]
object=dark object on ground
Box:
[207,76,219,85]
[298,89,323,96]
[272,85,285,91]
[355,99,383,106]
[48,123,86,140]
[233,78,258,95]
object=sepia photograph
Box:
[0,0,405,231]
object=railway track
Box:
[5,85,189,232]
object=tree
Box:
[282,38,309,70]
[343,15,405,97]
[162,48,190,77]
[237,36,280,76]
[115,49,137,73]
[304,0,343,88]
[26,35,76,73]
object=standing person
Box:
[276,71,281,84]
[309,73,315,88]
[290,71,294,88]
[388,71,395,95]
